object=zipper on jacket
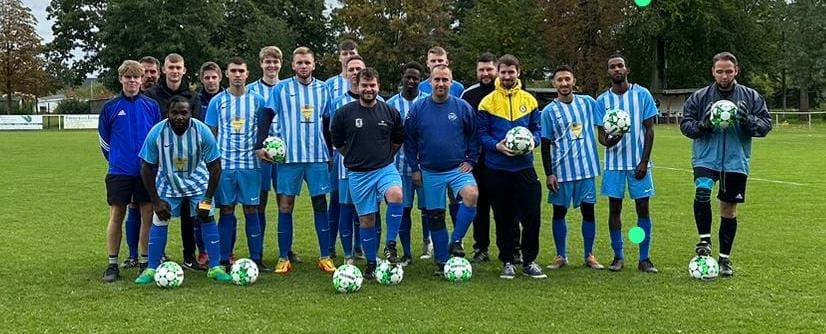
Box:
[508,94,514,120]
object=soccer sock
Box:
[385,202,403,245]
[193,218,205,254]
[328,195,340,251]
[139,254,148,264]
[218,213,235,263]
[230,216,238,256]
[314,210,331,257]
[360,225,378,263]
[582,220,596,260]
[719,217,738,257]
[277,212,293,259]
[258,211,267,243]
[200,220,221,268]
[609,228,624,260]
[125,207,140,259]
[431,227,450,263]
[244,212,263,262]
[420,209,430,242]
[449,203,459,226]
[638,217,652,261]
[339,205,355,257]
[551,218,567,258]
[148,224,169,269]
[450,203,477,243]
[108,255,118,265]
[374,211,382,253]
[399,207,413,257]
[353,215,362,251]
[694,200,713,244]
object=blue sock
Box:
[219,213,236,263]
[353,216,362,250]
[147,224,169,269]
[610,228,624,260]
[339,205,355,257]
[449,203,459,226]
[450,203,476,243]
[431,227,449,263]
[374,207,382,244]
[552,218,567,258]
[277,212,293,259]
[125,207,140,259]
[200,220,221,268]
[314,210,331,257]
[244,212,263,262]
[328,194,340,251]
[399,207,412,257]
[360,225,378,263]
[193,218,205,254]
[385,202,403,245]
[258,211,267,239]
[420,209,430,242]
[638,217,652,261]
[230,215,238,256]
[582,220,596,260]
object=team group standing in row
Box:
[97,38,772,284]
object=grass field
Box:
[1,125,824,333]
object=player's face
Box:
[430,67,452,99]
[402,68,421,93]
[200,69,221,93]
[712,60,738,89]
[338,48,358,67]
[168,102,192,134]
[346,60,365,86]
[141,62,159,90]
[163,60,186,84]
[292,53,315,80]
[476,61,497,85]
[120,74,142,95]
[358,77,379,104]
[226,63,248,88]
[427,53,448,71]
[261,57,282,77]
[498,64,519,89]
[553,71,575,96]
[607,58,628,84]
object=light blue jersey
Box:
[540,95,601,182]
[139,119,220,198]
[325,75,349,100]
[205,90,265,170]
[387,91,429,176]
[267,77,331,164]
[594,84,657,171]
[246,79,278,136]
[324,92,386,180]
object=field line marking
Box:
[654,166,808,186]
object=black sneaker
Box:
[288,250,303,263]
[102,264,119,283]
[160,254,170,263]
[137,262,148,275]
[719,257,734,277]
[449,241,465,258]
[608,257,624,272]
[120,257,138,269]
[256,261,273,273]
[329,248,337,259]
[399,255,413,267]
[433,263,445,277]
[500,262,516,279]
[220,260,232,273]
[182,258,207,272]
[522,262,548,279]
[364,262,377,281]
[637,259,659,273]
[695,241,712,257]
[384,242,399,263]
[471,249,490,263]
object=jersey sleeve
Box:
[139,124,160,165]
[540,103,555,140]
[204,96,220,128]
[642,88,658,120]
[593,95,606,126]
[403,102,421,172]
[200,123,221,163]
[97,107,111,161]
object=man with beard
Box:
[140,56,160,91]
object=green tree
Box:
[45,0,105,86]
[0,0,49,114]
[268,0,331,76]
[784,0,826,111]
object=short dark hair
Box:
[608,52,626,65]
[139,56,160,67]
[402,61,425,74]
[553,64,574,78]
[477,52,497,64]
[339,39,358,51]
[712,52,738,66]
[167,95,192,113]
[228,57,246,66]
[356,67,379,84]
[346,55,365,67]
[497,54,520,70]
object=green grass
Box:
[1,126,824,332]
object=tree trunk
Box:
[799,87,809,121]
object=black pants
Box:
[486,167,541,264]
[180,200,196,261]
[471,161,491,251]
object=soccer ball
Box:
[154,261,184,288]
[688,255,719,280]
[443,257,473,282]
[504,126,534,155]
[602,109,631,136]
[332,264,364,293]
[374,260,404,285]
[263,136,287,163]
[709,100,737,129]
[230,258,259,286]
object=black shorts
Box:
[105,174,151,205]
[693,167,747,203]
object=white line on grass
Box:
[654,166,809,186]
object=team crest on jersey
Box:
[447,112,457,121]
[570,122,583,139]
[520,105,528,113]
[355,118,363,128]
[301,104,315,122]
[231,117,245,132]
[173,157,188,172]
[378,120,388,127]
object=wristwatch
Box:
[198,198,213,211]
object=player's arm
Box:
[140,160,171,221]
[739,91,772,138]
[463,104,479,168]
[253,107,276,163]
[635,117,655,179]
[403,106,422,185]
[389,107,404,156]
[330,109,348,155]
[204,158,222,201]
[680,93,712,139]
[97,109,111,160]
[539,107,558,191]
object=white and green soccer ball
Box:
[602,109,631,136]
[688,255,719,280]
[154,261,184,289]
[710,100,737,129]
[333,264,363,293]
[263,136,287,163]
[230,258,259,286]
[443,257,473,282]
[504,126,535,155]
[374,260,404,285]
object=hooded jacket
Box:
[144,75,203,120]
[477,78,540,172]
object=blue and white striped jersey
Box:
[139,119,220,198]
[540,95,601,182]
[205,90,265,170]
[325,75,349,100]
[325,92,386,179]
[594,84,658,171]
[267,77,331,164]
[387,91,429,176]
[246,79,278,136]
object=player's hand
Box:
[634,161,648,180]
[153,199,172,221]
[412,171,422,187]
[606,134,623,147]
[458,162,473,173]
[701,103,714,131]
[197,198,213,220]
[736,101,750,128]
[256,149,273,163]
[546,174,559,193]
[496,139,517,157]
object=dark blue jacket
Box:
[98,92,161,176]
[404,95,479,172]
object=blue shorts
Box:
[338,179,354,205]
[601,170,655,199]
[162,194,213,218]
[277,163,331,197]
[549,178,597,208]
[215,169,261,206]
[402,176,425,209]
[348,164,402,216]
[422,168,477,210]
[259,163,278,192]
